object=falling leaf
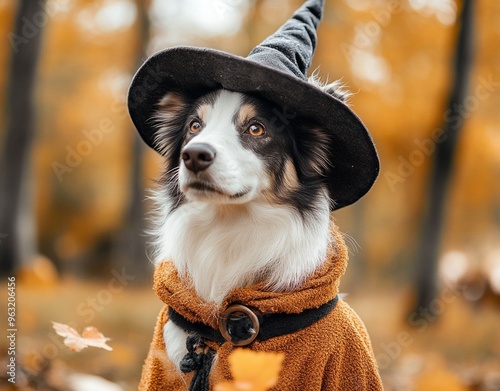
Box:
[52,322,112,352]
[214,349,284,391]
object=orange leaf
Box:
[52,322,112,352]
[214,349,284,391]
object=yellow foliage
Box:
[214,349,285,391]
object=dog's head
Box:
[153,88,335,214]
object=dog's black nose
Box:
[181,143,216,173]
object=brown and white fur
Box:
[149,79,349,368]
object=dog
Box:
[150,80,348,368]
[129,1,383,388]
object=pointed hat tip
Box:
[247,0,326,79]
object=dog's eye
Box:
[189,120,203,133]
[247,123,265,137]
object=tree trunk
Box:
[113,0,151,283]
[414,0,474,313]
[0,0,46,276]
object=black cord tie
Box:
[180,334,215,391]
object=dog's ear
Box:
[152,92,192,164]
[291,121,332,179]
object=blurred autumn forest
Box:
[0,0,500,390]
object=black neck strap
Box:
[168,295,339,346]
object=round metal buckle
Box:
[219,304,260,346]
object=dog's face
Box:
[153,89,331,213]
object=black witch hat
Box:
[128,0,379,210]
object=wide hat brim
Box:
[128,46,379,210]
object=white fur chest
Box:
[153,199,331,305]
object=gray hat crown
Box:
[247,0,324,80]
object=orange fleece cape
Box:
[139,228,383,390]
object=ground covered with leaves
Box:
[1,276,499,391]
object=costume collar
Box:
[168,295,339,347]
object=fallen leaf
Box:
[214,349,284,391]
[52,322,112,352]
